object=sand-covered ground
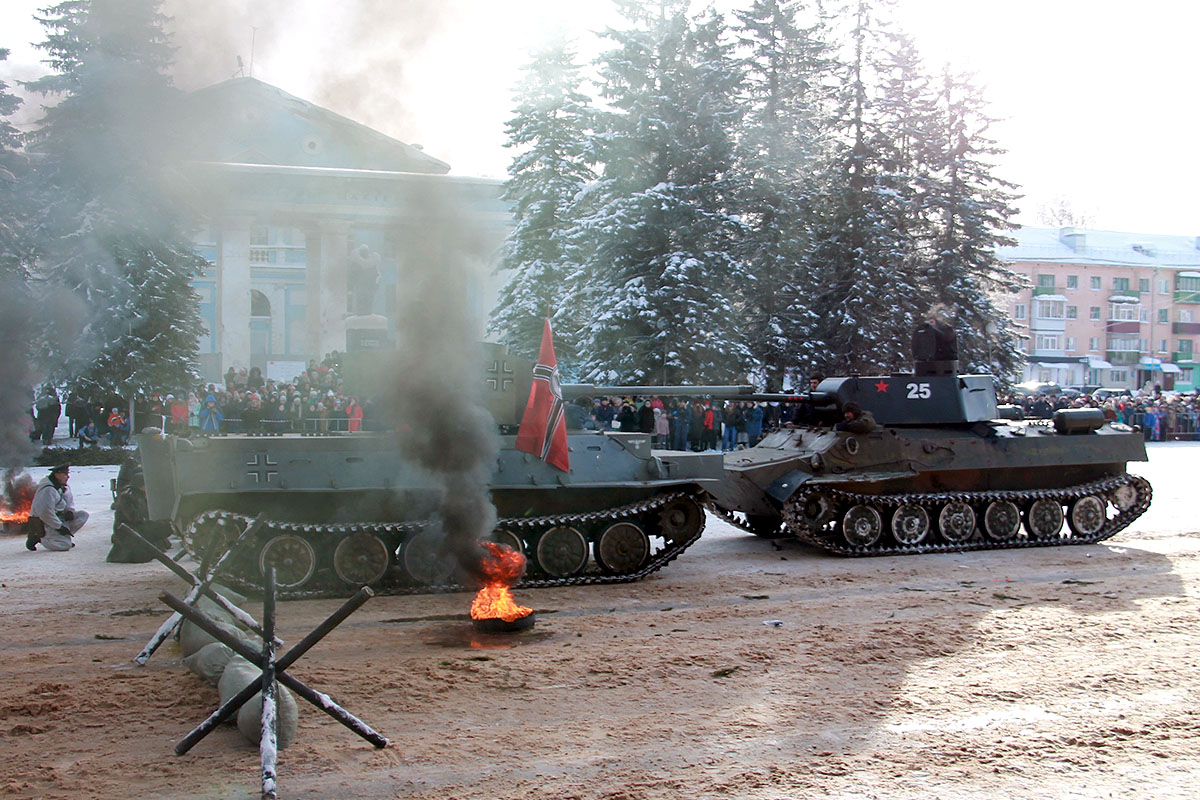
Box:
[2,444,1197,799]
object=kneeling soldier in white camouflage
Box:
[27,464,89,551]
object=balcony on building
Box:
[1030,294,1067,332]
[1105,320,1142,334]
[1176,271,1200,304]
[1172,322,1200,335]
[1105,350,1142,366]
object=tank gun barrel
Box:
[561,384,757,399]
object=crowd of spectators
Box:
[568,395,788,451]
[37,351,371,448]
[164,352,369,436]
[999,386,1200,441]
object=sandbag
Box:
[181,642,234,686]
[180,617,253,658]
[218,656,299,749]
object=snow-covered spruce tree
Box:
[922,66,1023,377]
[0,46,40,466]
[862,31,944,362]
[24,0,206,399]
[0,47,32,280]
[731,0,834,389]
[572,0,749,384]
[490,38,595,370]
[807,0,918,376]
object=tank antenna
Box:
[249,26,258,78]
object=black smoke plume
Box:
[383,182,499,582]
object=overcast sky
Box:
[2,0,1196,236]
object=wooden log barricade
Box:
[161,586,389,754]
[260,567,279,800]
[133,515,270,665]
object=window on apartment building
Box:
[1140,308,1150,323]
[1111,370,1127,383]
[1036,299,1065,319]
[1035,334,1061,350]
[1139,278,1150,293]
[1015,339,1027,353]
[1066,275,1078,289]
[1089,337,1100,351]
[1090,276,1101,290]
[1182,310,1195,323]
[1066,306,1077,319]
[1090,306,1101,320]
[1160,279,1170,294]
[1159,339,1168,353]
[1014,303,1026,320]
[1179,275,1200,292]
[1113,277,1131,292]
[1037,274,1055,288]
[1110,303,1138,321]
[1158,309,1169,323]
[1182,369,1194,383]
[1065,337,1076,352]
[1180,340,1194,356]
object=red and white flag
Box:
[515,319,570,472]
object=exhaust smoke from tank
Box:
[382,184,499,583]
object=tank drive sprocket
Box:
[182,488,708,600]
[780,473,1151,557]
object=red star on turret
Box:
[874,380,889,392]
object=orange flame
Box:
[1,470,34,525]
[469,541,533,622]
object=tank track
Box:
[710,504,783,537]
[182,488,708,600]
[780,474,1151,557]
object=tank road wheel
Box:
[938,502,977,544]
[259,535,317,589]
[402,531,456,585]
[890,504,930,546]
[841,504,883,548]
[657,497,705,544]
[789,491,837,535]
[1109,483,1140,512]
[332,532,392,586]
[535,526,589,577]
[1025,499,1065,539]
[1068,495,1108,537]
[595,522,651,575]
[490,529,525,557]
[983,500,1022,542]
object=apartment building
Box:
[997,227,1200,392]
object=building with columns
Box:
[183,77,510,382]
[997,227,1200,392]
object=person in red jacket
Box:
[345,397,364,432]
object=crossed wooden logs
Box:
[123,523,388,799]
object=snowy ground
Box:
[0,444,1197,799]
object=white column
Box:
[305,222,350,360]
[219,219,252,372]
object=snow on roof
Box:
[998,226,1200,269]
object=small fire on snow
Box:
[470,541,534,629]
[1,469,35,527]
